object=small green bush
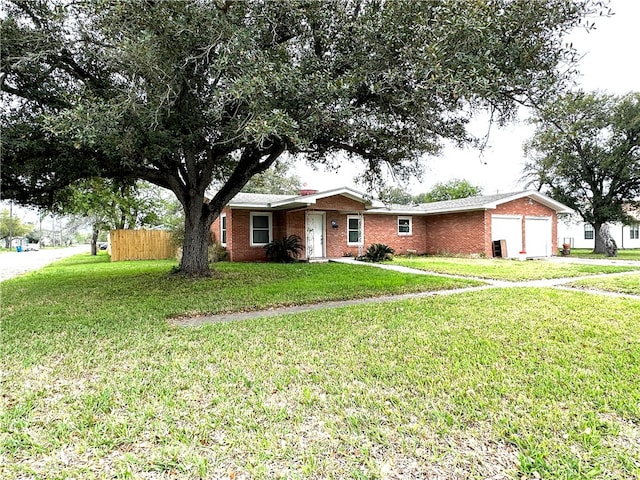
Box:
[264,235,304,263]
[209,242,228,262]
[361,243,395,262]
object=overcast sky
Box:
[5,1,638,224]
[296,0,640,195]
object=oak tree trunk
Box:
[593,222,605,254]
[597,223,618,257]
[179,196,214,276]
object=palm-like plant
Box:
[363,243,395,262]
[264,235,304,263]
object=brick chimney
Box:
[299,188,318,196]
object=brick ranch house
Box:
[209,187,572,262]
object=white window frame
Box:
[220,214,227,246]
[398,216,412,236]
[347,215,363,246]
[250,212,272,246]
[584,223,594,240]
[630,223,639,240]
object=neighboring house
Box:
[558,207,640,250]
[210,187,572,261]
[10,237,29,248]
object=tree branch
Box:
[206,138,285,219]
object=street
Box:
[0,245,90,282]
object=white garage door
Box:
[491,215,522,258]
[525,216,552,257]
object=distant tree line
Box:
[379,179,483,205]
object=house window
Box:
[220,214,227,246]
[398,216,412,235]
[347,215,363,245]
[584,224,594,240]
[250,212,272,246]
[631,224,639,240]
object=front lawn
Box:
[567,272,640,295]
[567,248,640,261]
[2,255,639,479]
[392,256,640,281]
[1,254,481,321]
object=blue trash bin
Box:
[16,246,22,252]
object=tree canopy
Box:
[378,186,415,205]
[420,179,483,203]
[1,0,607,274]
[523,91,640,253]
[242,160,302,195]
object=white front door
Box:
[525,217,552,257]
[306,212,325,258]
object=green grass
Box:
[2,255,639,479]
[567,273,640,295]
[392,256,640,281]
[567,248,640,261]
[1,253,481,320]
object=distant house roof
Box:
[210,187,573,214]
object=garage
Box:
[491,215,522,258]
[525,216,552,257]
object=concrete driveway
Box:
[0,245,90,282]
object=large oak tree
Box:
[523,91,640,253]
[1,0,607,274]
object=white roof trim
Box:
[506,191,574,214]
[367,204,494,215]
[368,190,574,215]
[268,186,384,209]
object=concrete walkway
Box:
[171,257,640,326]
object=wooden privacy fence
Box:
[109,229,176,262]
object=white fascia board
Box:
[528,194,574,214]
[269,186,381,208]
[494,191,574,214]
[367,205,488,215]
[227,202,271,209]
[269,198,316,208]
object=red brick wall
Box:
[362,215,428,254]
[211,207,230,248]
[314,195,365,211]
[424,211,487,255]
[272,211,287,241]
[211,211,222,245]
[420,199,558,257]
[286,211,306,242]
[325,213,350,257]
[211,196,559,261]
[286,210,307,258]
[213,209,305,262]
[224,210,271,262]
